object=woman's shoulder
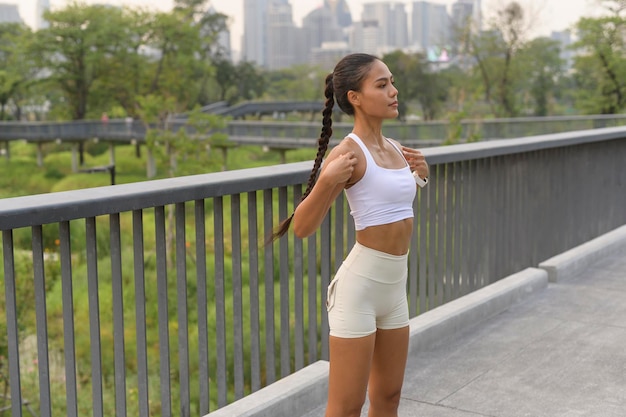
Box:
[329,135,361,155]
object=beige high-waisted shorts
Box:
[326,242,409,338]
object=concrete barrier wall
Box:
[539,225,626,282]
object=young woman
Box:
[272,53,429,417]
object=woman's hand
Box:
[402,146,429,179]
[319,151,358,186]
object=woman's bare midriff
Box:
[355,218,413,256]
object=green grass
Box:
[0,141,315,198]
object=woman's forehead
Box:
[365,60,393,80]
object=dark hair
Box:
[269,53,379,242]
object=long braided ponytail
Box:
[269,73,335,242]
[269,53,379,242]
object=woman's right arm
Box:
[292,147,357,238]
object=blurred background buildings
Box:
[0,0,574,72]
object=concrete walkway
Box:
[207,226,626,417]
[395,249,626,417]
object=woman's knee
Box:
[368,386,402,413]
[325,399,365,417]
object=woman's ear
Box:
[347,90,360,107]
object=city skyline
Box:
[7,0,600,51]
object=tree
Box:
[31,3,135,120]
[382,50,450,121]
[0,23,35,120]
[264,65,325,101]
[458,1,535,117]
[571,4,626,114]
[518,37,564,116]
[233,61,266,102]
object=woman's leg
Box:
[325,333,377,417]
[367,326,409,417]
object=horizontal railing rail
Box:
[1,114,626,145]
[1,127,625,416]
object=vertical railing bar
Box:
[444,163,454,304]
[452,162,462,300]
[247,191,262,392]
[175,202,190,416]
[154,206,172,417]
[437,163,447,305]
[467,159,478,292]
[32,226,52,417]
[494,156,503,279]
[278,186,291,378]
[472,158,482,289]
[195,200,210,413]
[262,189,276,384]
[427,167,437,310]
[347,201,356,249]
[307,232,318,364]
[132,209,150,417]
[214,197,228,407]
[478,158,490,287]
[517,152,529,274]
[418,177,428,314]
[334,194,344,274]
[487,157,497,283]
[2,230,23,417]
[85,217,104,417]
[320,214,331,360]
[501,156,511,278]
[409,196,419,318]
[461,160,472,296]
[110,213,127,417]
[293,185,305,370]
[231,194,245,399]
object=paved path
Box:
[305,251,626,417]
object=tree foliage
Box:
[0,23,36,120]
[2,0,625,124]
[571,1,626,114]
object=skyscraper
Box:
[36,0,50,30]
[412,1,449,52]
[242,0,268,66]
[361,2,409,54]
[451,0,481,33]
[302,3,345,54]
[325,0,352,28]
[0,3,22,25]
[266,1,298,69]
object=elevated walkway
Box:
[209,225,626,417]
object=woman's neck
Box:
[352,119,384,145]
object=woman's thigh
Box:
[326,334,376,416]
[368,326,409,405]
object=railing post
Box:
[37,142,44,167]
[146,147,156,178]
[71,143,79,172]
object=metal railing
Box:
[1,127,625,417]
[2,114,626,145]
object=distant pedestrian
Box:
[101,112,109,124]
[271,53,429,417]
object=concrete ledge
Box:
[539,225,626,283]
[204,360,329,417]
[408,267,549,356]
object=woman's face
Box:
[350,59,399,120]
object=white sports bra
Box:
[344,133,416,231]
